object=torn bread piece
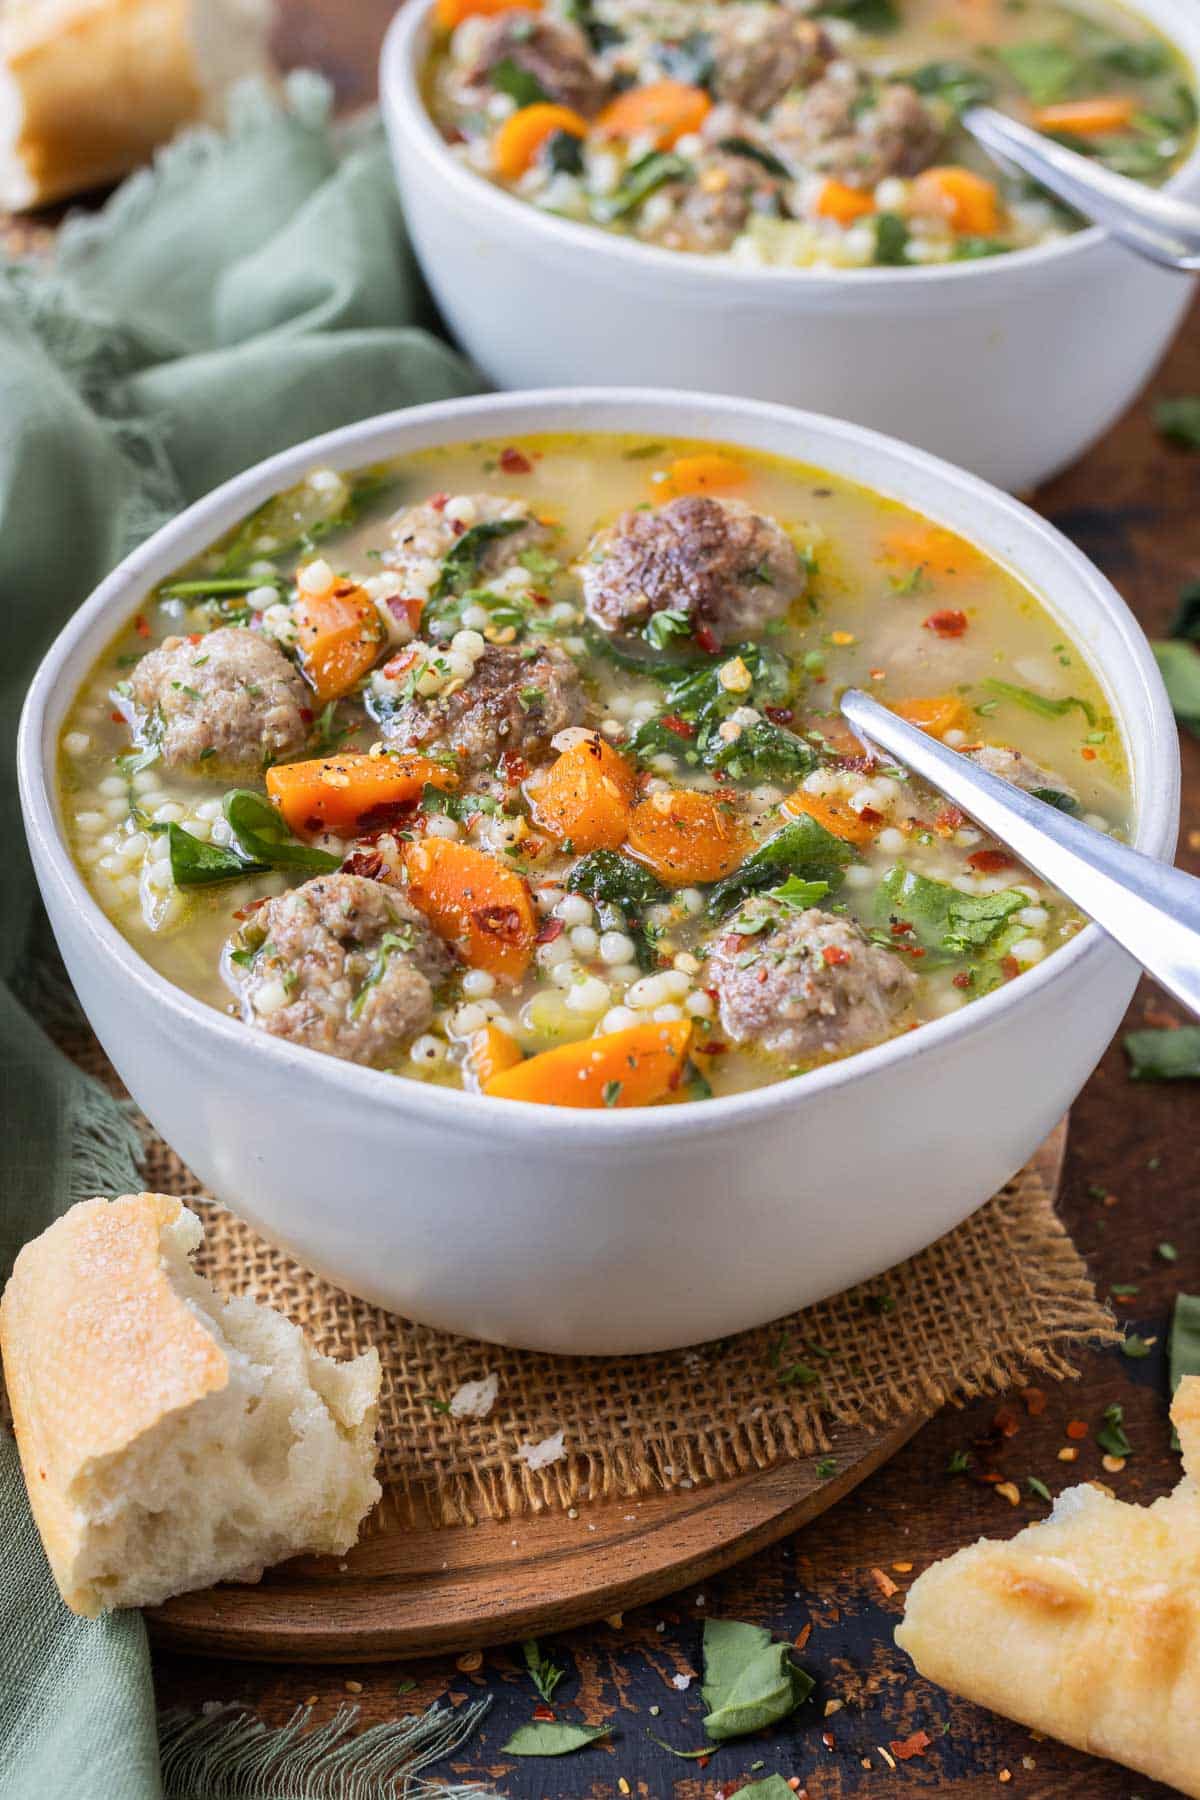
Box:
[0,0,274,211]
[0,1193,380,1617]
[896,1376,1200,1800]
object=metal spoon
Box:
[839,687,1200,1021]
[962,104,1200,273]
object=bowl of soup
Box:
[18,389,1178,1353]
[381,0,1200,492]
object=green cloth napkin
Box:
[0,76,486,1800]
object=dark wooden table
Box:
[154,6,1200,1792]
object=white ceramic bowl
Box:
[19,389,1179,1354]
[382,0,1200,495]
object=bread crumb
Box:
[449,1373,499,1420]
[517,1430,566,1470]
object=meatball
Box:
[771,66,943,187]
[381,643,586,775]
[708,900,917,1063]
[228,874,451,1067]
[710,6,832,113]
[466,12,605,114]
[581,496,806,644]
[651,149,783,254]
[969,745,1079,807]
[130,626,308,773]
[388,494,547,606]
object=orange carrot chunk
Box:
[529,734,636,851]
[493,103,589,180]
[889,696,970,740]
[781,788,878,847]
[816,179,875,224]
[266,754,455,838]
[658,453,750,499]
[1032,96,1138,136]
[879,522,982,577]
[910,166,1001,235]
[466,1024,524,1090]
[626,789,750,885]
[295,579,385,705]
[484,1020,692,1107]
[436,0,539,29]
[596,80,711,149]
[403,837,536,983]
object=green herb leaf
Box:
[351,930,415,1019]
[223,789,341,874]
[1159,1242,1180,1263]
[815,1456,837,1479]
[1152,639,1200,736]
[997,41,1081,106]
[947,1448,971,1475]
[907,59,994,113]
[700,1618,813,1742]
[763,874,831,912]
[1124,1026,1200,1082]
[1095,1402,1133,1459]
[707,719,820,783]
[877,864,1025,958]
[1028,786,1080,814]
[522,1639,565,1704]
[643,608,693,651]
[501,1723,610,1757]
[421,782,498,823]
[163,823,266,888]
[594,151,690,222]
[116,743,161,779]
[716,136,790,178]
[1169,1295,1200,1423]
[430,517,528,605]
[490,55,548,106]
[1027,1476,1052,1503]
[1121,1332,1153,1360]
[981,678,1097,726]
[647,1733,716,1760]
[708,815,852,917]
[1155,397,1200,451]
[873,211,910,265]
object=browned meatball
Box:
[130,626,308,774]
[651,150,784,254]
[227,874,451,1067]
[707,900,916,1063]
[467,12,605,114]
[969,745,1079,807]
[710,6,832,113]
[380,643,586,775]
[772,67,943,187]
[581,496,806,644]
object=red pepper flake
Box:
[764,706,794,726]
[869,1566,899,1599]
[661,713,696,739]
[968,849,1014,872]
[299,707,314,724]
[134,613,151,638]
[535,916,566,945]
[429,491,450,511]
[823,945,853,967]
[1001,954,1021,981]
[890,920,914,936]
[1065,1419,1089,1440]
[187,632,202,645]
[531,1704,556,1722]
[857,806,884,826]
[890,1730,932,1762]
[711,768,729,783]
[952,971,973,989]
[1081,746,1097,761]
[794,1624,812,1651]
[472,904,524,942]
[923,609,968,638]
[498,446,533,474]
[694,624,720,656]
[387,595,425,631]
[900,943,927,958]
[1020,1386,1047,1416]
[499,750,528,783]
[934,805,965,834]
[341,850,385,880]
[110,711,124,724]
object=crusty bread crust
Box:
[896,1377,1200,1799]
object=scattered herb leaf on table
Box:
[700,1618,814,1742]
[502,1722,610,1756]
[1152,640,1200,736]
[1124,1027,1200,1082]
[522,1639,565,1705]
[1155,397,1200,451]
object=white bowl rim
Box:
[18,386,1179,1147]
[380,0,1200,293]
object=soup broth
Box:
[424,0,1195,268]
[60,432,1129,1108]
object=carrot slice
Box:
[484,1020,692,1107]
[529,734,636,852]
[435,0,539,29]
[781,788,878,847]
[816,179,875,224]
[626,789,750,885]
[658,453,750,499]
[266,754,455,838]
[596,80,711,149]
[403,837,536,983]
[295,579,385,705]
[879,522,982,578]
[1032,96,1138,136]
[910,166,1001,235]
[465,1024,524,1089]
[493,103,589,180]
[889,696,970,740]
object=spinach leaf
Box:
[490,55,548,107]
[566,850,667,909]
[1168,580,1200,643]
[159,574,284,599]
[1094,38,1168,78]
[594,151,690,222]
[546,129,584,175]
[877,865,1025,957]
[1170,1294,1200,1402]
[1152,640,1200,736]
[813,0,898,31]
[584,626,706,683]
[873,212,910,265]
[907,60,994,114]
[707,719,820,782]
[700,1618,814,1743]
[522,1639,564,1704]
[657,28,715,89]
[708,815,852,917]
[996,42,1081,107]
[982,678,1097,726]
[430,517,528,605]
[162,823,266,888]
[631,643,807,782]
[742,1780,799,1800]
[1029,786,1080,814]
[223,789,342,873]
[717,137,790,178]
[1155,397,1200,451]
[1124,1026,1200,1081]
[502,1723,610,1756]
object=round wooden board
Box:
[148,1126,1067,1664]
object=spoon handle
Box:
[963,105,1200,273]
[839,689,1199,1021]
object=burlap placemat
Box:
[54,1006,1117,1530]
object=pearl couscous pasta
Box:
[60,432,1129,1108]
[423,0,1195,269]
